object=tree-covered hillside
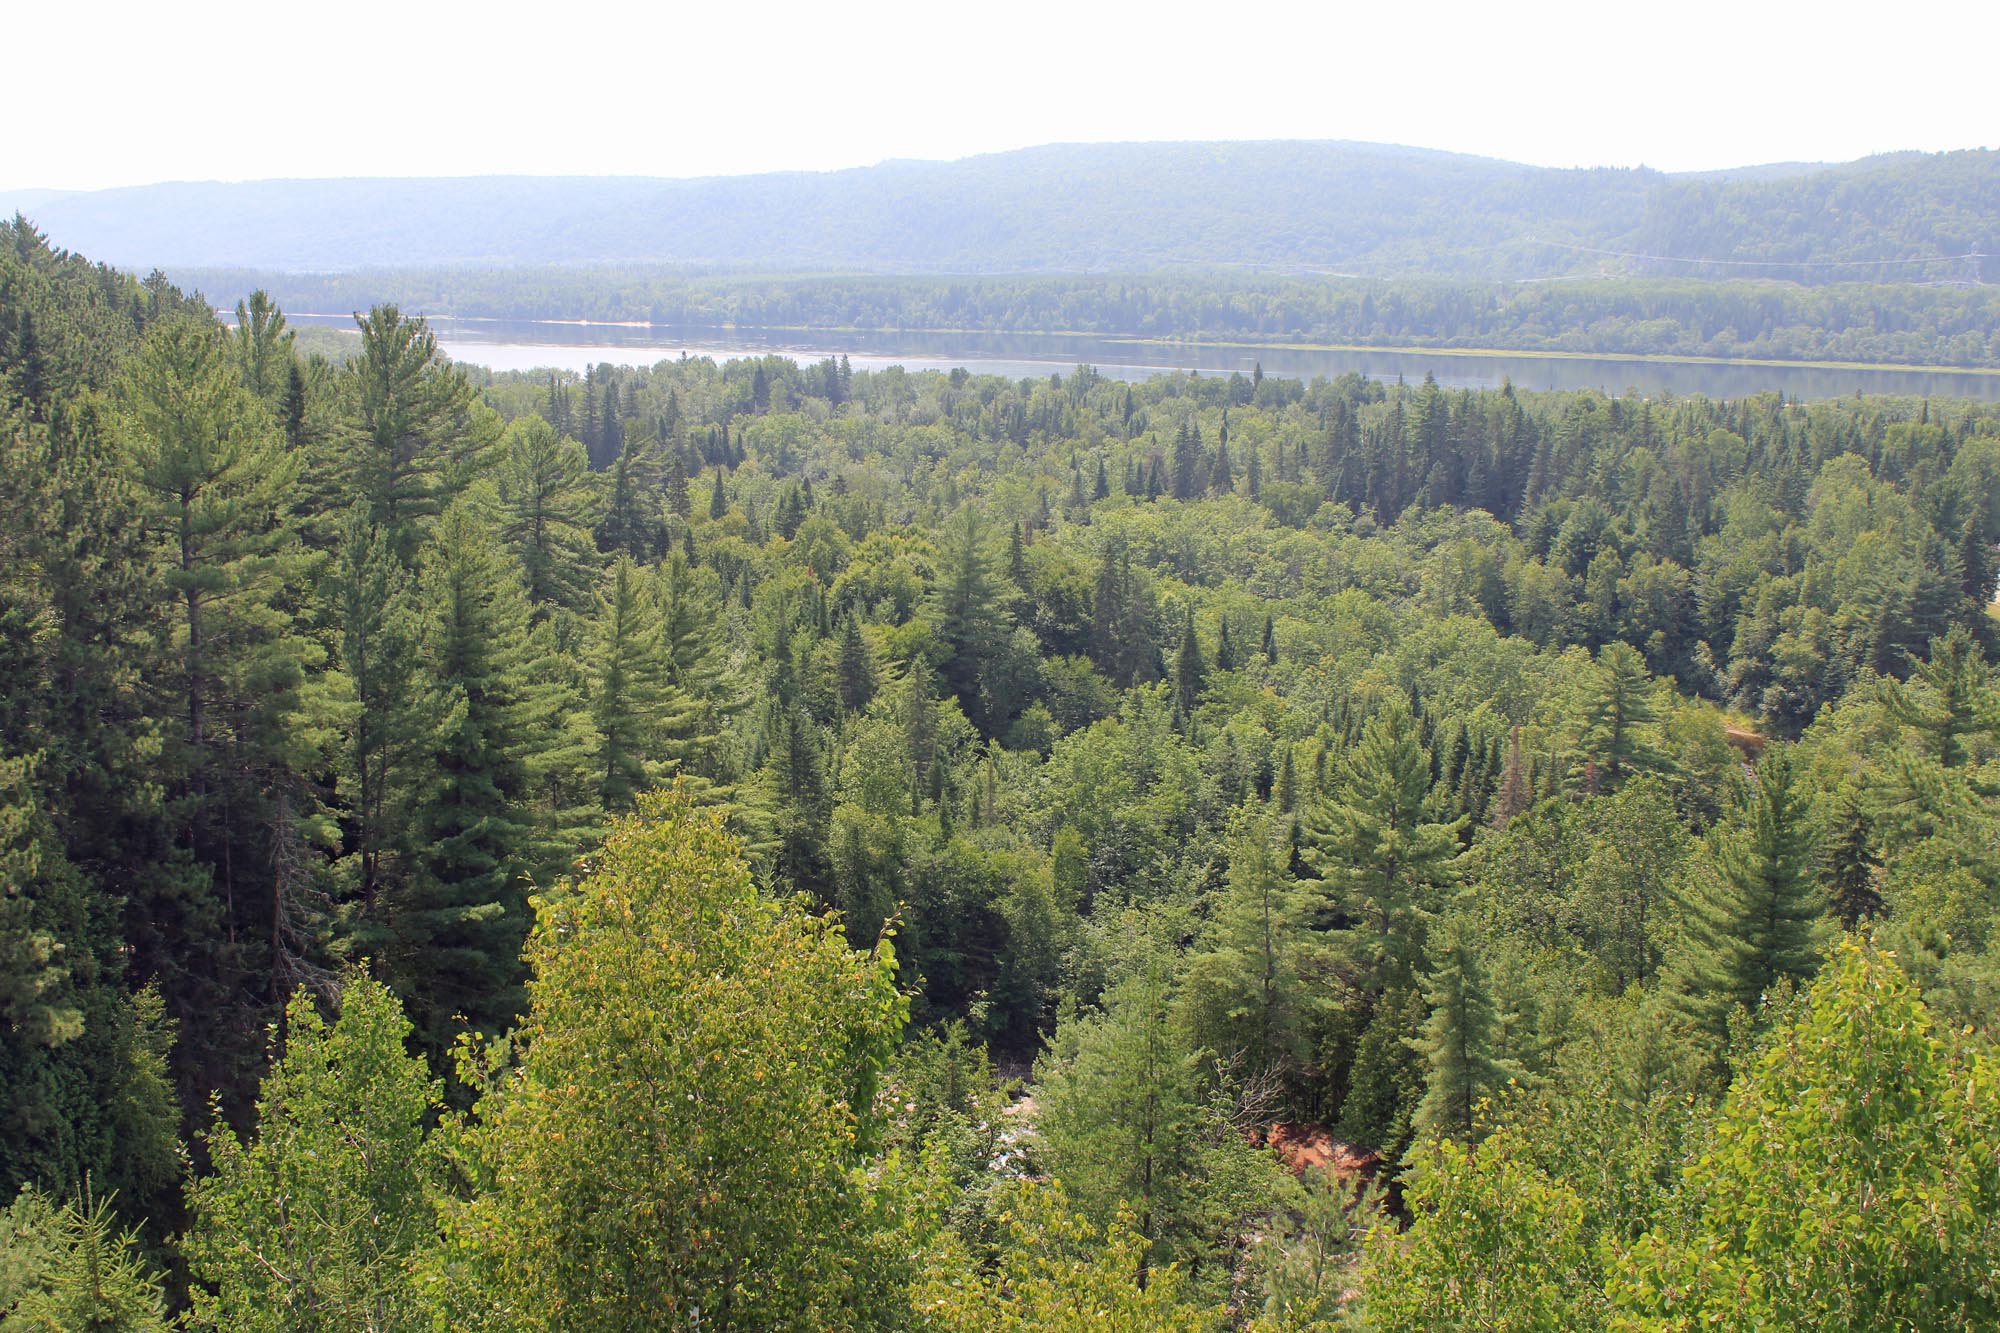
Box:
[7,219,2000,1329]
[184,264,2000,369]
[11,140,1998,280]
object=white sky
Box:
[10,0,1995,192]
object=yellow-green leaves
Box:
[431,786,911,1333]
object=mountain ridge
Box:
[6,140,1995,282]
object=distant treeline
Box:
[180,267,2000,368]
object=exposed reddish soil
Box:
[1724,725,1768,759]
[1253,1121,1379,1181]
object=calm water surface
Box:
[287,314,2000,402]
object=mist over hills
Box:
[7,140,1996,281]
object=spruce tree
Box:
[1171,419,1202,500]
[1173,608,1205,716]
[835,613,878,713]
[0,1188,170,1331]
[588,557,686,814]
[1881,624,1994,768]
[902,657,939,816]
[664,443,691,520]
[330,513,426,918]
[1823,795,1884,928]
[396,501,570,1049]
[1409,915,1521,1142]
[708,466,728,520]
[595,434,662,562]
[1577,641,1667,792]
[1180,823,1315,1077]
[655,551,741,778]
[1679,745,1823,1031]
[929,505,1012,730]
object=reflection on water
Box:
[285,314,2000,402]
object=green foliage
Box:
[1673,745,1824,1033]
[1032,950,1296,1293]
[911,1180,1225,1333]
[1300,702,1464,988]
[342,305,492,566]
[1611,942,2000,1329]
[430,787,910,1332]
[10,217,2000,1327]
[1410,914,1524,1143]
[491,415,601,614]
[1180,821,1317,1079]
[1358,1132,1605,1332]
[182,976,441,1333]
[0,1187,171,1332]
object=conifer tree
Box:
[708,466,728,520]
[655,551,740,778]
[231,290,294,405]
[1173,608,1205,717]
[836,613,879,713]
[664,442,691,520]
[593,433,661,562]
[278,360,308,452]
[587,556,686,814]
[1678,744,1823,1032]
[1033,948,1290,1288]
[902,657,940,816]
[1823,795,1884,928]
[493,415,602,615]
[120,315,322,1015]
[330,513,426,918]
[1275,745,1297,814]
[1410,915,1521,1143]
[395,501,572,1048]
[1171,419,1202,500]
[1881,624,1994,768]
[929,505,1012,730]
[1577,641,1667,792]
[1180,823,1315,1077]
[767,705,834,904]
[773,484,808,540]
[1300,702,1465,987]
[344,306,493,567]
[1335,985,1429,1155]
[1261,612,1277,664]
[0,1187,170,1331]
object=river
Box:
[284,314,2000,402]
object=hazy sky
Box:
[12,0,1994,191]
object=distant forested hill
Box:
[8,140,1996,280]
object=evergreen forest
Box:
[7,215,2000,1330]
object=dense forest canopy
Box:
[11,141,1996,280]
[6,217,2000,1329]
